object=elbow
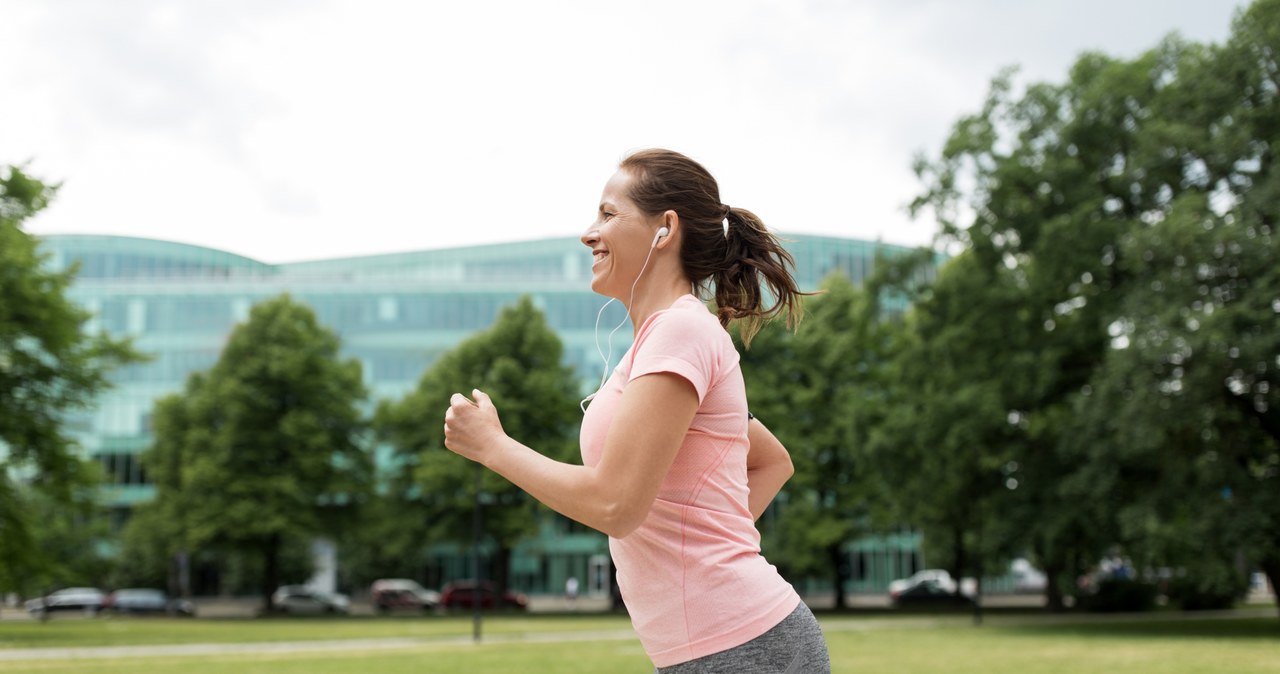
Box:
[597,499,648,539]
[758,452,794,482]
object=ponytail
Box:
[713,206,806,347]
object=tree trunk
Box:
[1260,555,1280,622]
[829,543,848,610]
[951,523,967,599]
[973,566,984,626]
[1043,557,1066,612]
[263,533,281,613]
[495,545,513,602]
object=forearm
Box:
[745,418,793,520]
[483,436,637,537]
[747,462,792,520]
[444,377,697,540]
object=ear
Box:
[657,210,680,249]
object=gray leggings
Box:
[656,602,831,674]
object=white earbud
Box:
[652,226,670,247]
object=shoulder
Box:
[629,297,733,399]
[632,296,737,369]
[637,296,723,347]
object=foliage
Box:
[333,490,435,591]
[906,0,1280,612]
[111,503,177,590]
[741,259,933,609]
[867,249,1032,592]
[1078,578,1160,613]
[142,295,370,608]
[376,297,581,591]
[0,165,142,594]
[12,475,112,594]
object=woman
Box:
[444,149,830,673]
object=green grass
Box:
[0,614,634,649]
[0,613,1275,673]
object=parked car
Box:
[25,587,106,616]
[371,578,441,613]
[103,588,196,617]
[1010,558,1048,594]
[890,579,976,608]
[888,570,957,598]
[440,581,528,610]
[271,585,350,615]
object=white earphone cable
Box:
[580,236,662,413]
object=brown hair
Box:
[619,148,807,346]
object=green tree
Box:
[333,489,435,592]
[1070,188,1279,610]
[143,295,370,611]
[376,297,581,596]
[868,250,1030,606]
[0,165,141,594]
[741,276,877,610]
[742,257,933,610]
[908,0,1280,614]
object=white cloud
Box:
[1,0,1246,262]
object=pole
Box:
[472,462,483,643]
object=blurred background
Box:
[1,0,1275,622]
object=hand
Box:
[443,389,507,464]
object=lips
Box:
[592,249,609,267]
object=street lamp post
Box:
[472,462,483,642]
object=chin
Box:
[589,274,617,299]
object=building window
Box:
[378,297,399,323]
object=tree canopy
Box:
[0,165,140,593]
[139,294,370,610]
[903,0,1279,611]
[376,296,581,592]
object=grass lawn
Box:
[0,614,634,649]
[0,612,1275,673]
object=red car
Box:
[439,581,528,610]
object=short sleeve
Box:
[628,305,719,403]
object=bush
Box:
[1166,571,1247,611]
[1079,578,1158,613]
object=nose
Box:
[581,229,600,247]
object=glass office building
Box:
[42,233,930,596]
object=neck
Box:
[626,276,692,335]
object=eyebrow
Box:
[599,201,617,213]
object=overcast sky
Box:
[1,0,1245,263]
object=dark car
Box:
[440,581,529,610]
[371,578,441,613]
[25,587,106,616]
[103,588,196,617]
[889,579,975,608]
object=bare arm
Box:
[746,418,793,520]
[443,374,698,539]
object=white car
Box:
[271,585,350,615]
[888,570,957,598]
[1010,558,1048,594]
[25,587,105,616]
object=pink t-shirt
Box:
[580,295,800,667]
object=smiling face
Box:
[581,169,664,300]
